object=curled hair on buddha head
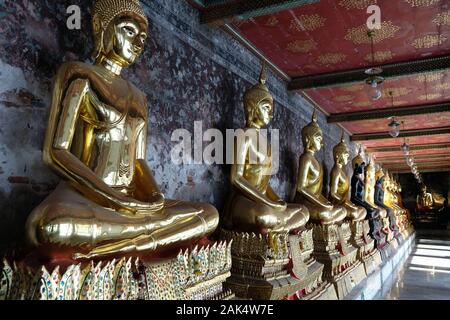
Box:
[92,0,149,61]
[243,62,273,127]
[333,130,348,161]
[301,109,323,147]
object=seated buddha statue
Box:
[329,133,366,222]
[350,151,386,248]
[387,173,407,215]
[223,64,310,235]
[25,0,219,261]
[294,111,347,225]
[417,185,434,210]
[417,184,445,211]
[373,168,400,242]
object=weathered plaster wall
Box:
[0,0,356,252]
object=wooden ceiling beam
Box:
[377,154,450,163]
[289,54,450,90]
[367,143,450,153]
[382,159,450,167]
[390,167,450,174]
[351,127,450,142]
[200,0,319,26]
[328,102,450,123]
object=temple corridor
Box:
[384,235,450,300]
[1,0,450,302]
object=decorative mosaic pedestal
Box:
[220,229,334,300]
[290,229,337,300]
[351,220,382,276]
[1,242,234,300]
[310,222,366,300]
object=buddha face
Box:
[112,18,147,65]
[253,98,273,128]
[306,131,323,152]
[339,151,350,165]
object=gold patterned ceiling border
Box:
[345,21,401,45]
[289,14,326,32]
[338,0,378,10]
[317,53,347,65]
[392,100,409,106]
[265,16,279,27]
[404,0,440,7]
[419,93,443,101]
[364,51,394,64]
[286,39,318,53]
[433,10,450,26]
[381,87,412,98]
[436,82,450,90]
[412,34,447,49]
[415,73,445,82]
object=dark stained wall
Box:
[0,0,357,253]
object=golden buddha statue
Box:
[331,136,380,275]
[350,151,387,249]
[417,184,445,211]
[364,159,385,216]
[329,133,366,222]
[376,170,402,240]
[25,0,219,261]
[294,112,367,299]
[223,64,309,235]
[383,174,401,215]
[294,111,347,225]
[417,185,434,210]
[221,65,325,301]
[370,163,399,244]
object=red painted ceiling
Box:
[361,133,450,148]
[343,112,450,133]
[380,156,450,164]
[235,0,450,77]
[373,146,450,159]
[210,0,450,171]
[304,71,450,115]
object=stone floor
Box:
[384,236,450,300]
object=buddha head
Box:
[243,63,274,128]
[92,0,149,67]
[420,184,427,194]
[302,110,323,153]
[352,146,365,175]
[333,131,349,166]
